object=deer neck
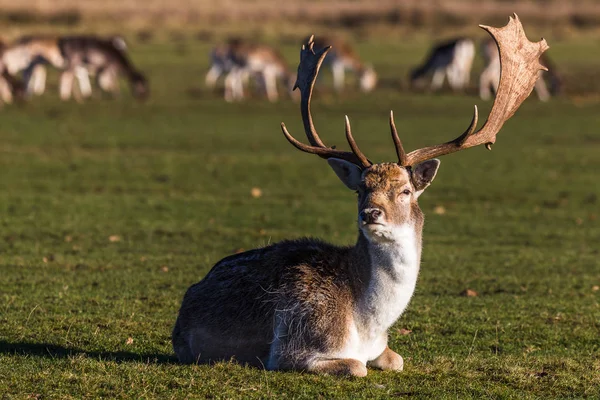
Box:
[350,223,422,335]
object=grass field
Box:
[0,35,599,398]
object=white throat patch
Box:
[357,223,420,337]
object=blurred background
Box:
[0,0,598,98]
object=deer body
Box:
[309,36,377,92]
[0,36,66,97]
[223,42,294,102]
[174,163,430,374]
[205,43,241,91]
[58,36,148,100]
[410,37,475,91]
[174,16,548,376]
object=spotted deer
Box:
[410,37,475,92]
[172,15,547,376]
[479,37,561,102]
[308,36,377,93]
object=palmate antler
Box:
[281,14,549,169]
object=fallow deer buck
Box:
[410,37,475,92]
[173,15,548,376]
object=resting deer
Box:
[479,37,561,102]
[308,36,377,93]
[410,37,475,92]
[173,15,548,376]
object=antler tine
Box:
[389,110,407,166]
[281,123,371,166]
[280,35,373,169]
[344,116,371,169]
[404,14,549,167]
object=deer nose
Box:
[360,208,383,225]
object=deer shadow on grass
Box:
[0,340,177,365]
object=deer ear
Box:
[327,158,362,191]
[412,159,440,197]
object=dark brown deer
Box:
[172,15,548,377]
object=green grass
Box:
[0,37,599,399]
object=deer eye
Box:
[401,189,411,196]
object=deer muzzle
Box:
[360,208,384,225]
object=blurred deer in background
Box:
[222,41,295,102]
[58,35,148,101]
[308,36,377,92]
[410,37,475,92]
[205,38,251,100]
[479,37,562,101]
[172,15,548,376]
[1,36,67,98]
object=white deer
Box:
[173,16,547,376]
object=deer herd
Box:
[173,15,549,375]
[0,18,558,106]
[208,30,559,103]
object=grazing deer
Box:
[308,36,377,93]
[222,41,295,102]
[205,38,250,99]
[0,36,67,97]
[410,37,475,92]
[173,15,547,376]
[479,37,561,101]
[58,35,149,101]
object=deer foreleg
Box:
[263,69,279,102]
[0,76,13,104]
[31,64,47,95]
[59,70,74,100]
[75,66,92,99]
[431,68,445,91]
[332,62,346,92]
[205,65,222,88]
[534,71,550,102]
